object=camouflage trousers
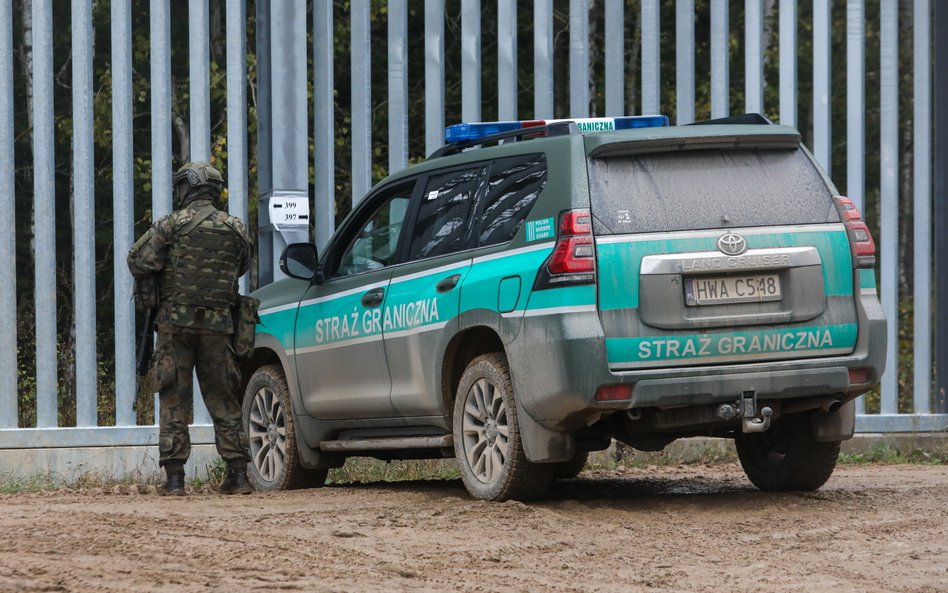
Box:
[153,332,250,471]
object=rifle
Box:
[136,307,155,377]
[133,277,158,417]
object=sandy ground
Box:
[0,463,946,593]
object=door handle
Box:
[361,287,385,308]
[436,274,461,293]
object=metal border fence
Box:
[0,0,945,455]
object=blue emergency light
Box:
[444,115,669,144]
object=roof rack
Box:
[428,121,579,159]
[688,113,774,126]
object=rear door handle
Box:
[361,287,385,308]
[436,274,461,293]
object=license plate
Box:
[685,274,782,306]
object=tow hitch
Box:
[717,391,773,433]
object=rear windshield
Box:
[588,148,839,234]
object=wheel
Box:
[453,353,554,501]
[735,413,840,491]
[555,451,589,480]
[242,364,328,491]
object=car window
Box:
[587,148,840,234]
[479,154,547,247]
[335,183,413,277]
[406,167,485,261]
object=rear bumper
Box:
[509,287,886,432]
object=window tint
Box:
[335,183,412,277]
[407,167,485,261]
[478,154,547,247]
[587,148,839,234]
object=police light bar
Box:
[444,115,669,144]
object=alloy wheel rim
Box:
[461,377,510,484]
[248,386,287,482]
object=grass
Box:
[837,442,948,465]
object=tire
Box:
[555,452,589,480]
[453,353,555,501]
[735,413,840,491]
[242,364,328,491]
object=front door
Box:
[294,182,414,419]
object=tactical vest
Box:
[159,212,244,309]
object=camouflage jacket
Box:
[127,199,253,334]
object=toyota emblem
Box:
[717,233,747,256]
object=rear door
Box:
[384,166,487,417]
[588,146,858,371]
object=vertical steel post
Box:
[72,0,96,427]
[33,0,56,427]
[745,0,763,115]
[534,0,553,119]
[314,1,334,251]
[604,0,624,117]
[255,0,273,283]
[913,0,932,414]
[426,0,445,155]
[846,0,865,212]
[150,0,172,429]
[461,0,482,123]
[813,0,831,174]
[710,0,729,118]
[569,0,589,118]
[226,0,248,293]
[270,0,310,248]
[151,0,173,218]
[188,0,212,426]
[351,0,371,203]
[641,0,660,114]
[846,0,866,415]
[779,0,797,128]
[189,0,210,162]
[148,0,170,416]
[497,0,517,121]
[936,0,948,414]
[112,0,135,426]
[0,0,16,428]
[676,0,695,124]
[389,0,408,173]
[879,0,899,414]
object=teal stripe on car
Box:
[257,308,297,351]
[597,227,854,311]
[859,268,877,290]
[606,322,858,367]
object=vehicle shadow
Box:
[323,471,839,509]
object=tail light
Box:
[534,209,596,289]
[595,384,634,402]
[835,196,876,268]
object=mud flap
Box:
[811,399,856,442]
[515,398,575,463]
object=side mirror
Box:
[280,243,319,281]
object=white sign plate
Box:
[268,195,310,230]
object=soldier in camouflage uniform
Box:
[127,162,254,496]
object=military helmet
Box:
[174,161,224,207]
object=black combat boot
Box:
[159,466,186,496]
[219,461,253,495]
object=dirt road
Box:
[0,463,946,593]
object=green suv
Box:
[242,114,886,501]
